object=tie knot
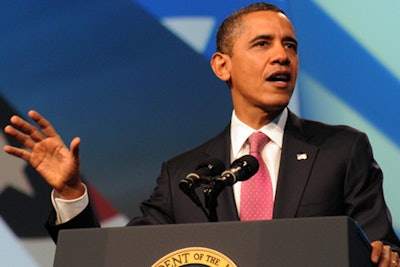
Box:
[248,132,270,154]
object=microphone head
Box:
[231,154,259,182]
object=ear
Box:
[210,52,231,82]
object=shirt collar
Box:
[230,108,288,157]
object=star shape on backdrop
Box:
[0,133,34,197]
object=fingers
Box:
[4,110,60,146]
[381,245,392,266]
[371,241,384,263]
[3,144,31,162]
[371,241,399,267]
[391,252,399,267]
[28,110,59,138]
[11,114,45,142]
[4,124,37,150]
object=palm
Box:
[29,137,79,191]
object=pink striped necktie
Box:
[240,132,274,221]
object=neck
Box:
[235,108,284,130]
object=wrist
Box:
[57,182,86,200]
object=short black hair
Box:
[216,2,286,55]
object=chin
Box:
[266,98,291,109]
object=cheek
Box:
[290,56,299,71]
[229,56,267,86]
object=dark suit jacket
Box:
[47,111,400,250]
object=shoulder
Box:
[286,111,372,152]
[288,111,367,140]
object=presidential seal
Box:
[152,247,237,267]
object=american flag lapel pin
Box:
[296,153,308,161]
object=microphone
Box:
[179,158,225,206]
[213,155,259,189]
[179,158,225,190]
[207,155,259,222]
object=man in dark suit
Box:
[4,2,400,266]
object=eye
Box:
[284,42,298,53]
[256,41,269,47]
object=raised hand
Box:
[3,110,84,199]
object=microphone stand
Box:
[204,188,218,222]
[181,175,227,222]
[204,181,225,222]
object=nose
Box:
[271,44,290,65]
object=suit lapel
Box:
[273,112,319,218]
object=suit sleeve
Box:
[45,201,100,243]
[343,132,400,252]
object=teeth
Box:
[268,74,289,81]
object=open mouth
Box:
[266,72,291,82]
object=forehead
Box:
[239,10,296,38]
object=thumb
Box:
[70,137,81,163]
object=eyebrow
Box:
[249,34,298,46]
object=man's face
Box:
[226,11,298,116]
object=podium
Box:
[54,216,375,266]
